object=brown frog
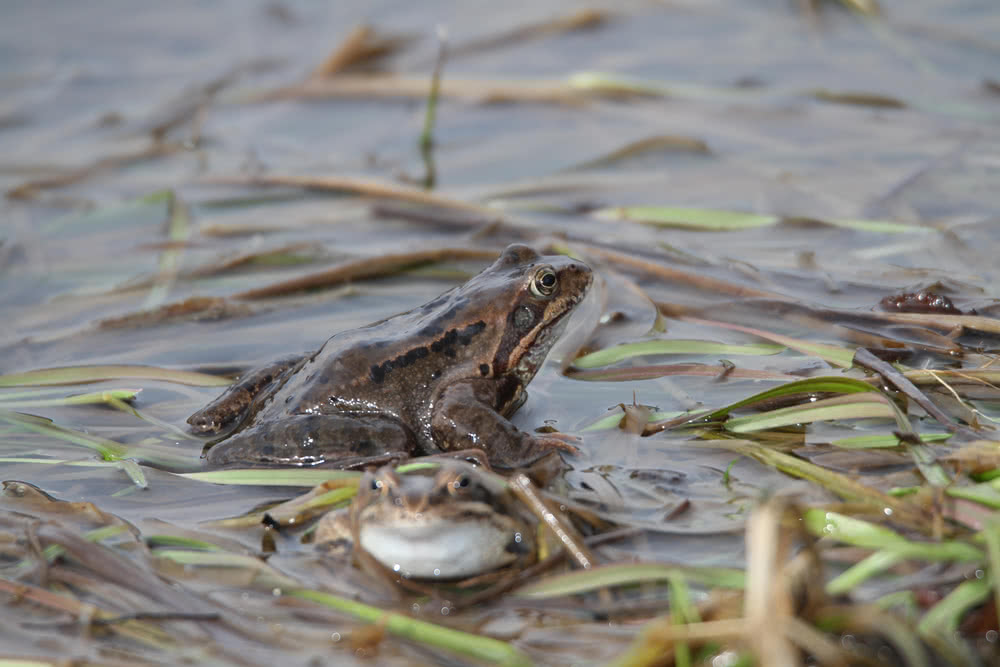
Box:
[188,244,592,469]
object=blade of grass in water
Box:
[826,550,905,595]
[154,550,298,589]
[803,510,983,561]
[0,410,126,460]
[583,410,681,432]
[593,206,778,231]
[103,395,202,441]
[0,411,195,468]
[513,563,745,598]
[0,457,114,467]
[573,340,784,369]
[680,316,856,368]
[0,365,232,388]
[984,520,1000,633]
[692,440,930,529]
[146,535,225,551]
[288,589,533,667]
[0,388,139,409]
[823,218,932,234]
[724,393,897,433]
[144,191,190,309]
[43,189,171,233]
[831,433,951,449]
[179,468,361,486]
[689,376,879,425]
[917,579,991,662]
[118,459,148,489]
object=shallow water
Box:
[2,1,999,664]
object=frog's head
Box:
[480,244,592,384]
[352,462,533,579]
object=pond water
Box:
[2,1,999,665]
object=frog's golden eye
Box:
[530,266,558,298]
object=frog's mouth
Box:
[358,516,518,579]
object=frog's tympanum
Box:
[315,462,536,579]
[188,244,592,469]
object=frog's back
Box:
[259,286,497,438]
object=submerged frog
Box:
[315,462,536,579]
[189,244,592,469]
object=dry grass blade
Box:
[443,8,609,62]
[0,577,174,652]
[6,143,184,200]
[573,242,783,300]
[34,523,213,614]
[876,310,1000,336]
[811,89,905,108]
[510,473,597,571]
[243,74,598,106]
[744,500,800,667]
[99,296,255,329]
[201,172,495,214]
[854,348,989,440]
[231,246,498,300]
[310,24,413,77]
[561,135,710,172]
[184,242,317,278]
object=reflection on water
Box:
[2,1,999,664]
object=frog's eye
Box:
[531,267,558,298]
[370,478,384,492]
[450,474,471,493]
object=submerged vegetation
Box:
[2,1,999,665]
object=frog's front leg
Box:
[205,413,418,468]
[431,381,578,469]
[187,353,307,435]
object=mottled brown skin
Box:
[188,244,592,469]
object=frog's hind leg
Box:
[187,354,306,435]
[204,414,417,467]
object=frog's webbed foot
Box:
[431,382,580,469]
[187,353,307,435]
[204,413,417,468]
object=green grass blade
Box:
[593,206,778,231]
[917,578,991,644]
[117,459,148,489]
[288,589,534,667]
[724,394,896,433]
[178,469,361,486]
[826,550,904,595]
[831,433,951,449]
[146,535,224,551]
[0,365,232,388]
[573,340,783,369]
[683,316,857,368]
[514,563,745,598]
[825,218,933,234]
[0,410,126,460]
[0,389,140,409]
[696,376,878,423]
[804,509,984,561]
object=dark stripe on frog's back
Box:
[369,319,487,384]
